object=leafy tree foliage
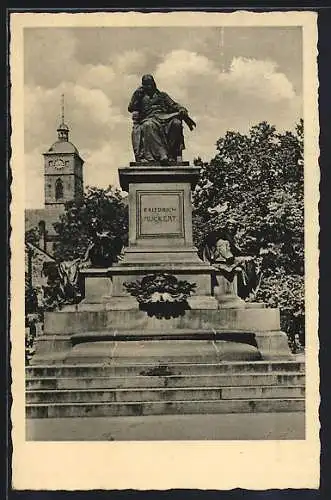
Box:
[53,186,128,261]
[25,279,39,315]
[25,227,40,246]
[25,280,42,364]
[192,120,304,345]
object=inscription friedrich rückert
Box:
[143,206,177,223]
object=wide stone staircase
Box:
[26,357,305,418]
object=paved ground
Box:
[26,412,305,441]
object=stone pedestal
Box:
[117,164,209,265]
[84,164,216,305]
[31,303,293,364]
[32,162,294,364]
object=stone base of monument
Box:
[27,162,299,417]
[82,264,217,305]
[30,303,293,365]
[28,290,300,417]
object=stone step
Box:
[26,398,305,418]
[26,372,305,391]
[26,360,305,378]
[26,385,305,404]
[64,340,261,364]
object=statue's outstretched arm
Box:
[182,114,196,130]
[162,91,186,113]
[162,92,196,130]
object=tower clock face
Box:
[54,158,65,169]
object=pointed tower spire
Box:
[57,93,69,142]
[61,93,65,123]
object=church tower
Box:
[43,95,84,206]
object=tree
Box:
[53,186,129,261]
[192,120,304,346]
[25,227,40,246]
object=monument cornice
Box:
[119,164,201,191]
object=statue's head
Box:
[142,74,157,95]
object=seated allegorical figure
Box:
[128,74,196,164]
[41,259,83,308]
[201,225,263,300]
[201,227,249,288]
[83,218,124,268]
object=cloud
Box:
[155,50,296,109]
[82,139,132,191]
[24,29,80,88]
[153,50,301,164]
[24,85,63,152]
[79,64,116,92]
[113,50,147,74]
[70,85,114,126]
[221,57,296,101]
[24,148,45,207]
[23,30,302,209]
[24,81,129,205]
[156,49,218,82]
[155,49,219,102]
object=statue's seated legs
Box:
[212,270,246,309]
[133,116,184,163]
[140,119,168,162]
[165,117,184,161]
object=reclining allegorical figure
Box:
[128,74,196,165]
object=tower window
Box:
[55,178,64,200]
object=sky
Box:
[24,26,302,208]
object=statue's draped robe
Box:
[202,236,264,299]
[202,238,249,286]
[128,89,186,161]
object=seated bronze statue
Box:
[128,74,196,164]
